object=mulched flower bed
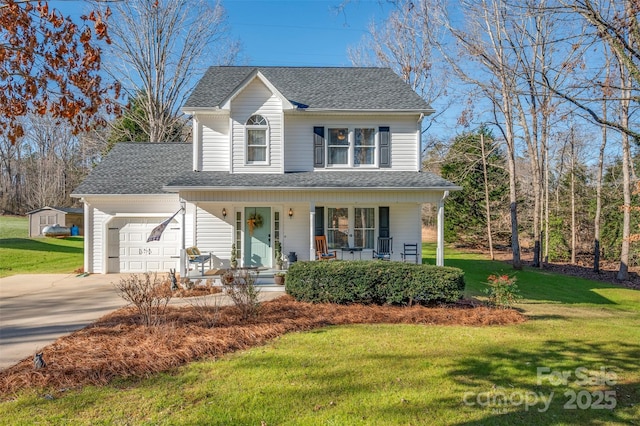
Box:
[0,295,524,398]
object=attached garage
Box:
[107,217,180,273]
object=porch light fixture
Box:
[222,208,227,218]
[288,208,294,218]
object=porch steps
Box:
[187,268,287,292]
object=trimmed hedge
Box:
[285,260,465,305]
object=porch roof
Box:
[164,171,461,191]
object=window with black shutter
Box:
[314,207,324,236]
[313,127,325,167]
[379,126,390,168]
[379,206,390,238]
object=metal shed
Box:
[27,206,84,237]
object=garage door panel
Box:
[133,232,147,242]
[162,247,179,256]
[145,261,161,270]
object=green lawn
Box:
[1,243,639,425]
[0,216,84,278]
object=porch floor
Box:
[186,267,287,292]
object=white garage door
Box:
[108,217,180,273]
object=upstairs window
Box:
[246,115,268,163]
[354,128,375,166]
[328,128,349,165]
[315,126,390,168]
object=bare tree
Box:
[347,0,450,141]
[95,0,239,143]
[549,0,640,141]
[21,115,82,210]
[348,0,446,103]
[437,0,524,268]
[593,51,614,272]
[617,58,634,280]
[0,135,24,214]
[479,133,495,259]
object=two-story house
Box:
[72,66,459,275]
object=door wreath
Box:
[247,211,263,235]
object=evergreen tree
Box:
[440,129,509,247]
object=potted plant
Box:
[274,240,284,270]
[230,243,237,269]
[274,272,285,285]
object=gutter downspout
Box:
[436,191,450,267]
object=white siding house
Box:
[73,66,460,275]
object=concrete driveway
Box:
[0,273,128,370]
[0,273,285,371]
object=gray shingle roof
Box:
[73,143,458,196]
[164,171,459,191]
[183,66,433,111]
[72,143,192,195]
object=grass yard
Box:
[0,216,83,278]
[0,243,638,425]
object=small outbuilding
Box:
[27,206,84,237]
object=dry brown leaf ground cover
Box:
[0,295,523,398]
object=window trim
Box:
[245,114,270,165]
[324,206,377,250]
[322,126,379,169]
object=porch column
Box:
[179,199,187,277]
[82,199,91,273]
[436,191,449,266]
[309,202,316,261]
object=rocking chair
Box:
[315,236,337,260]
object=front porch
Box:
[176,192,451,278]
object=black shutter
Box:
[379,206,390,238]
[314,207,324,236]
[313,127,325,167]
[379,126,390,168]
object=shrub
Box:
[113,272,172,326]
[483,274,522,308]
[189,296,221,328]
[285,261,465,305]
[221,269,261,320]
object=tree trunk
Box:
[593,99,607,273]
[570,128,576,265]
[480,133,495,260]
[507,146,522,270]
[617,54,632,281]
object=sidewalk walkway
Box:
[0,273,284,370]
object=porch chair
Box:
[372,237,393,261]
[185,246,212,275]
[401,243,419,264]
[315,236,337,260]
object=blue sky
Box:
[56,0,392,67]
[54,0,454,137]
[224,0,393,66]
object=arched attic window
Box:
[246,114,269,163]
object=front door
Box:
[244,207,271,267]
